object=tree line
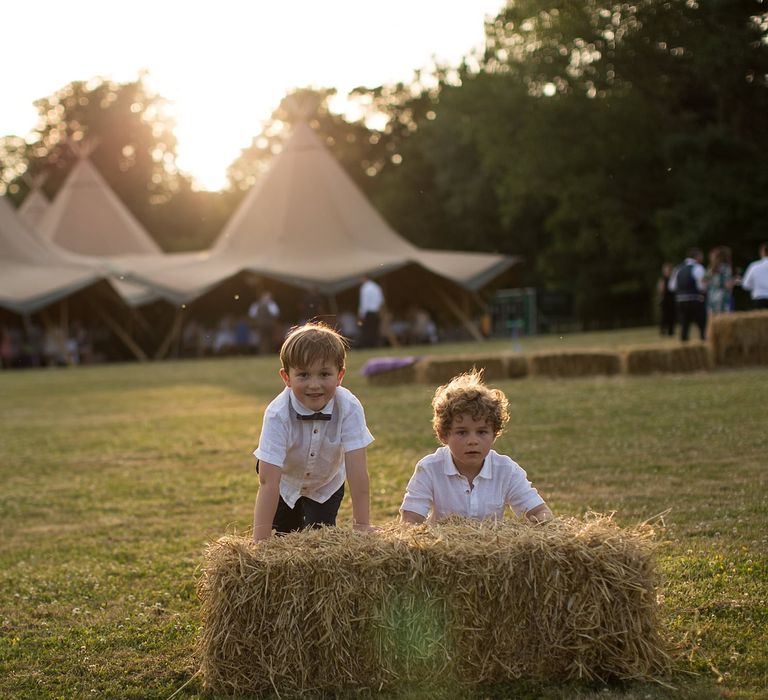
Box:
[3,0,766,325]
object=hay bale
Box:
[362,357,423,386]
[198,517,672,695]
[419,355,507,385]
[504,353,529,379]
[709,310,768,367]
[528,351,622,378]
[623,343,712,375]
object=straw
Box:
[623,343,712,375]
[528,351,622,378]
[420,356,508,385]
[197,515,672,695]
[709,310,768,368]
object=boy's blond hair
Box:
[432,369,509,440]
[280,322,348,372]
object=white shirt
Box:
[741,257,768,300]
[254,386,374,507]
[400,446,544,523]
[248,298,279,319]
[358,279,384,315]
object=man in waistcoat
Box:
[669,247,707,342]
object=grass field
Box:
[0,327,765,699]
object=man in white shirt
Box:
[741,242,768,309]
[357,275,385,348]
[248,290,280,354]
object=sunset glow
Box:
[3,1,503,191]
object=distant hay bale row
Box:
[368,351,622,386]
[197,517,672,696]
[365,312,768,385]
[528,351,622,378]
[708,310,768,368]
[365,350,646,385]
[417,355,509,385]
[363,356,521,386]
[623,343,713,375]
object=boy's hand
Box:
[526,504,554,524]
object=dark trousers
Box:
[360,311,381,348]
[677,300,706,341]
[272,483,345,534]
[660,302,676,336]
[753,298,768,310]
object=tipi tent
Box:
[26,155,201,307]
[125,123,517,317]
[37,157,162,256]
[17,187,50,230]
[0,196,106,314]
[1,196,162,360]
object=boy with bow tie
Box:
[252,322,375,541]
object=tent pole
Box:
[432,284,485,342]
[128,305,153,334]
[470,290,488,312]
[88,301,148,361]
[154,307,184,360]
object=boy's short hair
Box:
[432,369,509,440]
[280,322,348,372]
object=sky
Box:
[3,1,505,191]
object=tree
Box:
[0,76,235,251]
[475,0,768,321]
[368,71,516,255]
[3,77,182,213]
[0,136,28,198]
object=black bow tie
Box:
[296,412,332,421]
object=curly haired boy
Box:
[400,369,552,524]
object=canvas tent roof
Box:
[104,250,225,306]
[20,157,190,306]
[0,197,106,314]
[17,188,50,230]
[125,122,516,303]
[37,158,162,256]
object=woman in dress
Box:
[706,246,734,315]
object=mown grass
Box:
[0,327,765,699]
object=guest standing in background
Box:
[358,275,384,348]
[249,291,280,354]
[657,262,676,336]
[740,242,768,309]
[669,248,707,342]
[705,246,734,316]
